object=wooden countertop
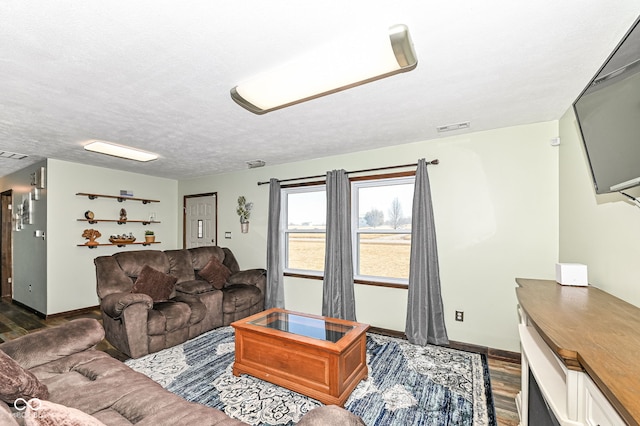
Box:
[516,278,640,426]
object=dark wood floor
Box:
[0,298,521,425]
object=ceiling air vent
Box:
[0,151,28,160]
[436,121,470,133]
[246,160,266,169]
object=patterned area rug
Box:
[125,327,496,425]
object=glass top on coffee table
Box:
[249,310,355,343]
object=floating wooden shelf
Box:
[76,192,160,204]
[77,242,161,249]
[77,219,160,225]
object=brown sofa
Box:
[95,246,265,358]
[0,319,364,425]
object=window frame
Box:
[351,175,414,286]
[281,184,326,278]
[281,171,415,289]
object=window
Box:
[282,175,414,286]
[282,186,326,275]
[352,177,413,284]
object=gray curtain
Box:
[322,170,356,321]
[405,159,448,346]
[265,178,284,309]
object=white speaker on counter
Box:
[555,263,588,286]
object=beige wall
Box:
[45,159,179,314]
[180,121,560,352]
[559,109,640,306]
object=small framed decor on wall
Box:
[21,193,33,225]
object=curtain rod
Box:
[256,159,439,186]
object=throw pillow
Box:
[24,399,107,426]
[0,349,49,405]
[130,265,177,302]
[197,256,231,290]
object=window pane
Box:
[357,183,413,231]
[287,191,326,230]
[357,233,411,279]
[287,233,326,271]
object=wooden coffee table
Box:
[231,308,369,406]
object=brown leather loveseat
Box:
[94,246,265,358]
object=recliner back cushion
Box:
[164,249,195,283]
[221,247,241,273]
[189,246,225,271]
[114,251,170,279]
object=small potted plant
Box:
[144,230,155,243]
[236,196,253,233]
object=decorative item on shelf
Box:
[236,196,253,233]
[119,208,127,223]
[144,230,155,243]
[109,232,136,245]
[82,229,101,246]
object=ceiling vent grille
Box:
[436,121,470,133]
[0,151,28,160]
[246,159,266,169]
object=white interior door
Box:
[185,194,216,248]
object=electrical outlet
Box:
[455,311,464,322]
[28,284,32,292]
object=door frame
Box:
[1,189,13,299]
[183,192,218,249]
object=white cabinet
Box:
[583,376,625,426]
[517,305,625,426]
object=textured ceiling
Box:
[0,1,638,180]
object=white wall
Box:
[46,159,179,314]
[180,121,559,352]
[559,109,640,307]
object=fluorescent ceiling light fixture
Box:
[84,140,158,162]
[231,24,417,114]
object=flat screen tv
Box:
[573,16,640,194]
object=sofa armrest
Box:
[227,269,266,286]
[0,319,105,370]
[101,292,153,319]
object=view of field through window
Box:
[287,234,411,278]
[285,179,413,281]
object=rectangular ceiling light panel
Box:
[231,24,417,114]
[84,140,158,162]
